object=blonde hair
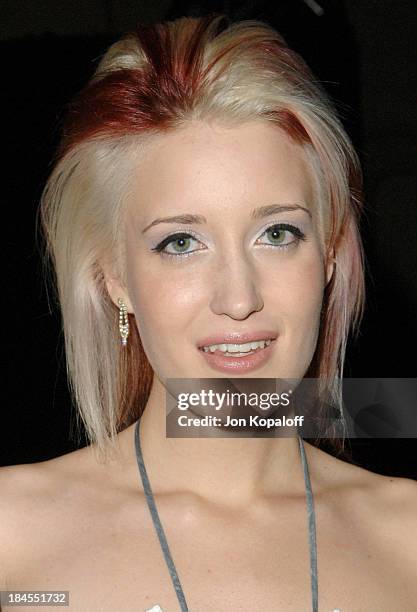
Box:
[40,14,365,462]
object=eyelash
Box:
[151,223,307,261]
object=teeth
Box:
[202,339,272,353]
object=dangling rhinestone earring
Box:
[117,298,129,346]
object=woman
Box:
[1,14,416,612]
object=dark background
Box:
[2,0,416,477]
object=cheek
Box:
[125,258,205,338]
[128,262,209,376]
[268,252,325,333]
[265,252,324,377]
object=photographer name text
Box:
[176,414,305,428]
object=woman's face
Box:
[108,120,332,382]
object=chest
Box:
[5,498,417,612]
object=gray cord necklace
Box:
[134,416,318,611]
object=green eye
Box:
[171,236,192,253]
[266,227,286,245]
[152,232,198,256]
[257,223,306,248]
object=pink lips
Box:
[197,333,278,374]
[197,330,278,348]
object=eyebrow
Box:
[142,204,311,234]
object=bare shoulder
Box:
[0,458,56,532]
[307,441,417,559]
[0,460,53,587]
[0,446,106,587]
[354,463,417,567]
[0,432,141,585]
[363,468,417,551]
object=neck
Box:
[115,377,309,509]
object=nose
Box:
[209,254,264,320]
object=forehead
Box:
[128,120,314,220]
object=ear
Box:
[102,263,134,314]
